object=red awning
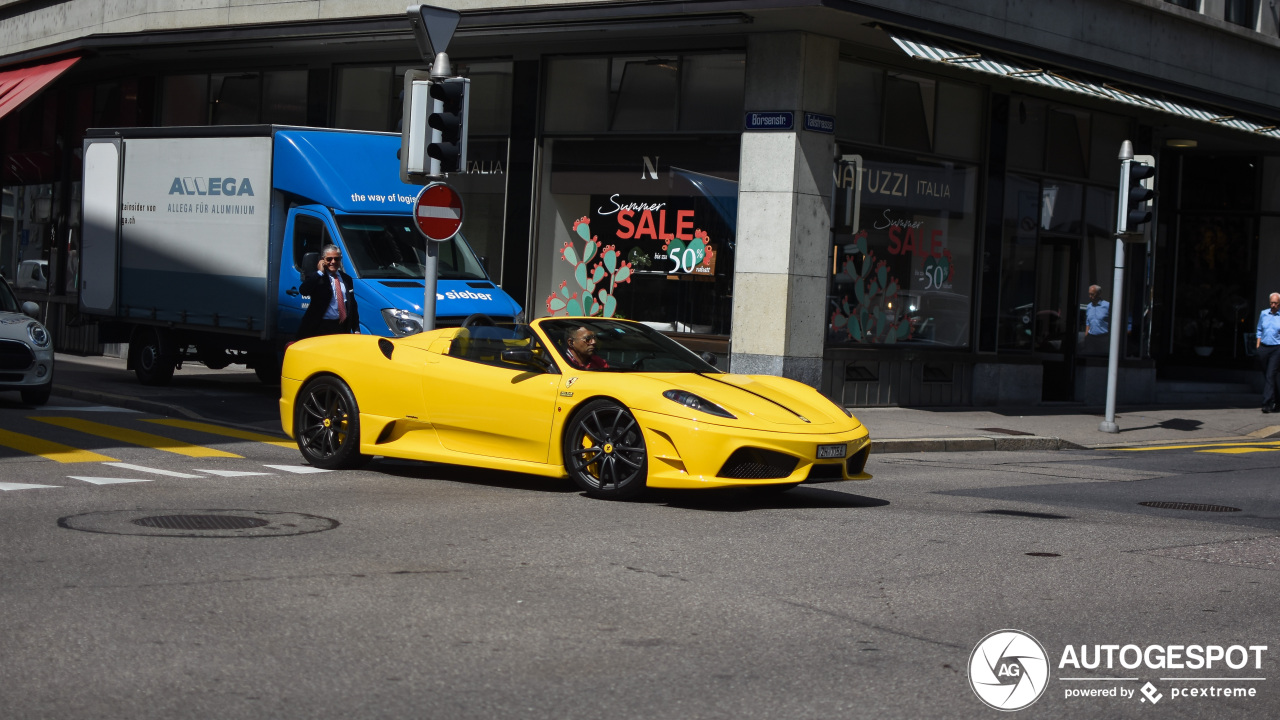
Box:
[0,56,79,121]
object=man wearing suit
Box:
[298,244,360,338]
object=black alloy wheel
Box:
[295,376,369,470]
[563,399,648,499]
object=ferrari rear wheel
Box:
[295,376,369,470]
[563,400,648,500]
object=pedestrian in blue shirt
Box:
[1257,292,1280,413]
[1081,285,1110,356]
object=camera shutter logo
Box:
[969,630,1050,711]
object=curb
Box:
[51,384,288,438]
[871,436,1082,454]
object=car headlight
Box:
[662,390,736,419]
[27,322,50,348]
[381,308,424,336]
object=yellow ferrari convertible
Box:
[280,317,871,499]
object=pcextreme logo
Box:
[968,629,1268,711]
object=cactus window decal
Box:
[537,138,739,333]
[545,217,634,317]
[827,155,976,348]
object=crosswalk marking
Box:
[265,464,331,474]
[0,427,118,463]
[70,476,153,485]
[1197,447,1280,455]
[142,419,295,449]
[194,469,274,477]
[102,462,204,478]
[0,482,60,491]
[1122,440,1280,452]
[32,417,242,459]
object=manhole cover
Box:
[133,514,270,530]
[1139,501,1241,513]
[59,509,339,538]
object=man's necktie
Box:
[333,276,347,323]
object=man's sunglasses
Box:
[322,256,343,263]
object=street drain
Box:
[1139,501,1241,513]
[59,509,339,538]
[1025,552,1061,557]
[133,514,270,531]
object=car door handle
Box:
[286,287,300,297]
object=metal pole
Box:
[422,241,439,332]
[1099,141,1133,434]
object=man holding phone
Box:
[298,244,360,338]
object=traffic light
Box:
[426,76,470,174]
[1122,156,1155,234]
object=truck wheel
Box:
[131,330,176,385]
[253,354,281,385]
[294,376,369,470]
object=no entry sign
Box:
[413,182,464,241]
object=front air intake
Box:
[717,448,798,479]
[846,446,870,475]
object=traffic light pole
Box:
[1100,141,1134,434]
[1098,233,1127,433]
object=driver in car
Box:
[564,326,609,370]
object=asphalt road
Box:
[1,396,1278,719]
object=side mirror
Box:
[502,348,547,371]
[22,301,40,319]
[699,351,718,367]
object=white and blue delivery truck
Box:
[79,125,520,384]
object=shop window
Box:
[545,54,744,135]
[1089,113,1129,184]
[545,58,609,133]
[1044,109,1089,178]
[534,137,739,335]
[334,66,393,131]
[1008,97,1046,172]
[828,152,977,348]
[211,73,261,125]
[934,82,983,161]
[610,57,679,132]
[998,175,1041,351]
[1180,156,1257,212]
[836,62,882,145]
[1261,156,1280,212]
[679,54,745,132]
[456,61,513,136]
[263,70,308,125]
[883,73,935,153]
[1040,181,1082,234]
[162,75,210,126]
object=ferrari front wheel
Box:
[563,400,648,500]
[295,376,369,470]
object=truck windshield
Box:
[335,216,489,281]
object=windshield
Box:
[0,279,17,313]
[335,215,489,281]
[541,318,719,373]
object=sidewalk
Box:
[48,353,1279,452]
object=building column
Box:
[730,32,838,387]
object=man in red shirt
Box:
[564,325,609,370]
